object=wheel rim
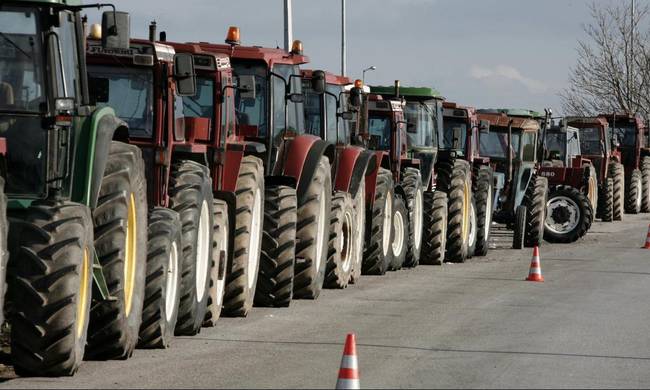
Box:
[468,201,477,248]
[484,189,493,239]
[341,208,353,273]
[392,209,405,256]
[314,188,327,273]
[195,200,211,300]
[124,193,138,316]
[382,193,393,257]
[247,190,262,289]
[165,242,179,322]
[413,189,423,251]
[76,247,91,339]
[589,175,598,210]
[545,195,580,234]
[636,178,642,210]
[354,185,365,272]
[461,180,471,242]
[215,217,228,307]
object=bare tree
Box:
[562,1,650,117]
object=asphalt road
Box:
[2,214,650,389]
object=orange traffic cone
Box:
[526,246,544,282]
[643,224,650,249]
[336,334,360,390]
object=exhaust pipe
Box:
[149,21,156,42]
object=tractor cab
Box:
[442,102,490,164]
[598,113,645,170]
[542,123,582,167]
[366,93,407,179]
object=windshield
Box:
[578,127,602,155]
[610,125,636,147]
[544,132,566,161]
[368,114,391,150]
[442,117,468,153]
[404,101,434,149]
[0,7,46,113]
[303,85,321,137]
[88,65,154,138]
[233,61,269,138]
[480,130,521,159]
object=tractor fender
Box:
[213,190,237,270]
[222,147,244,192]
[365,151,390,209]
[282,136,335,202]
[334,146,374,198]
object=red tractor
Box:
[598,113,650,214]
[178,28,334,303]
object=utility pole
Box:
[630,0,635,112]
[341,0,346,76]
[284,0,293,51]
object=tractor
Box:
[368,85,449,266]
[598,113,650,214]
[180,29,334,303]
[1,2,149,376]
[476,110,548,249]
[441,101,493,257]
[566,116,619,222]
[537,119,597,243]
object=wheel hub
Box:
[545,195,580,234]
[382,194,392,257]
[392,209,405,257]
[165,241,179,322]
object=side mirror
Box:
[101,11,130,50]
[479,119,490,134]
[349,87,362,108]
[238,75,257,100]
[340,111,354,121]
[288,93,304,104]
[174,53,196,96]
[310,70,326,94]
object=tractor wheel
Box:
[389,196,408,270]
[294,157,332,299]
[420,191,448,265]
[349,180,365,284]
[598,178,614,222]
[473,167,493,257]
[87,141,147,360]
[401,168,424,268]
[254,185,296,307]
[467,198,477,258]
[362,168,394,275]
[0,177,7,327]
[9,201,93,376]
[325,192,355,288]
[138,208,182,348]
[223,156,264,315]
[437,160,472,263]
[203,200,229,326]
[512,205,527,249]
[625,169,643,214]
[522,174,548,248]
[610,162,625,220]
[641,156,650,212]
[585,165,599,212]
[168,160,214,335]
[544,185,593,243]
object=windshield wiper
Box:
[0,31,32,59]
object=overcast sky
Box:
[87,0,595,113]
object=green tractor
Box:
[1,2,148,376]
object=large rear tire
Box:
[9,201,93,376]
[598,178,614,222]
[641,157,650,213]
[625,169,643,214]
[169,160,214,335]
[544,185,593,243]
[294,157,332,299]
[0,177,7,327]
[138,208,182,348]
[203,200,229,326]
[420,191,448,265]
[255,185,296,307]
[87,141,147,360]
[362,168,394,275]
[437,160,472,263]
[325,192,355,288]
[401,168,423,268]
[610,162,625,221]
[522,174,548,248]
[473,167,493,257]
[223,156,264,316]
[349,181,365,284]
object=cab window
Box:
[521,131,536,161]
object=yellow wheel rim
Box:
[589,176,598,209]
[76,248,90,339]
[124,193,137,316]
[461,180,471,241]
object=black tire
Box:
[473,167,493,257]
[223,156,264,316]
[641,157,650,213]
[254,185,296,307]
[138,208,182,349]
[362,168,394,275]
[598,178,614,222]
[610,162,624,221]
[389,195,408,270]
[0,177,7,327]
[467,198,477,258]
[544,185,593,243]
[522,174,548,248]
[325,192,355,288]
[401,168,424,268]
[437,160,472,263]
[625,169,642,214]
[203,200,229,325]
[87,141,147,360]
[8,201,93,376]
[294,157,332,299]
[512,205,527,249]
[349,180,365,284]
[420,191,448,265]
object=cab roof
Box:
[8,0,83,5]
[476,112,540,131]
[370,85,443,100]
[566,116,609,128]
[301,69,351,86]
[478,108,545,119]
[177,42,309,67]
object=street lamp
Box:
[362,66,376,84]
